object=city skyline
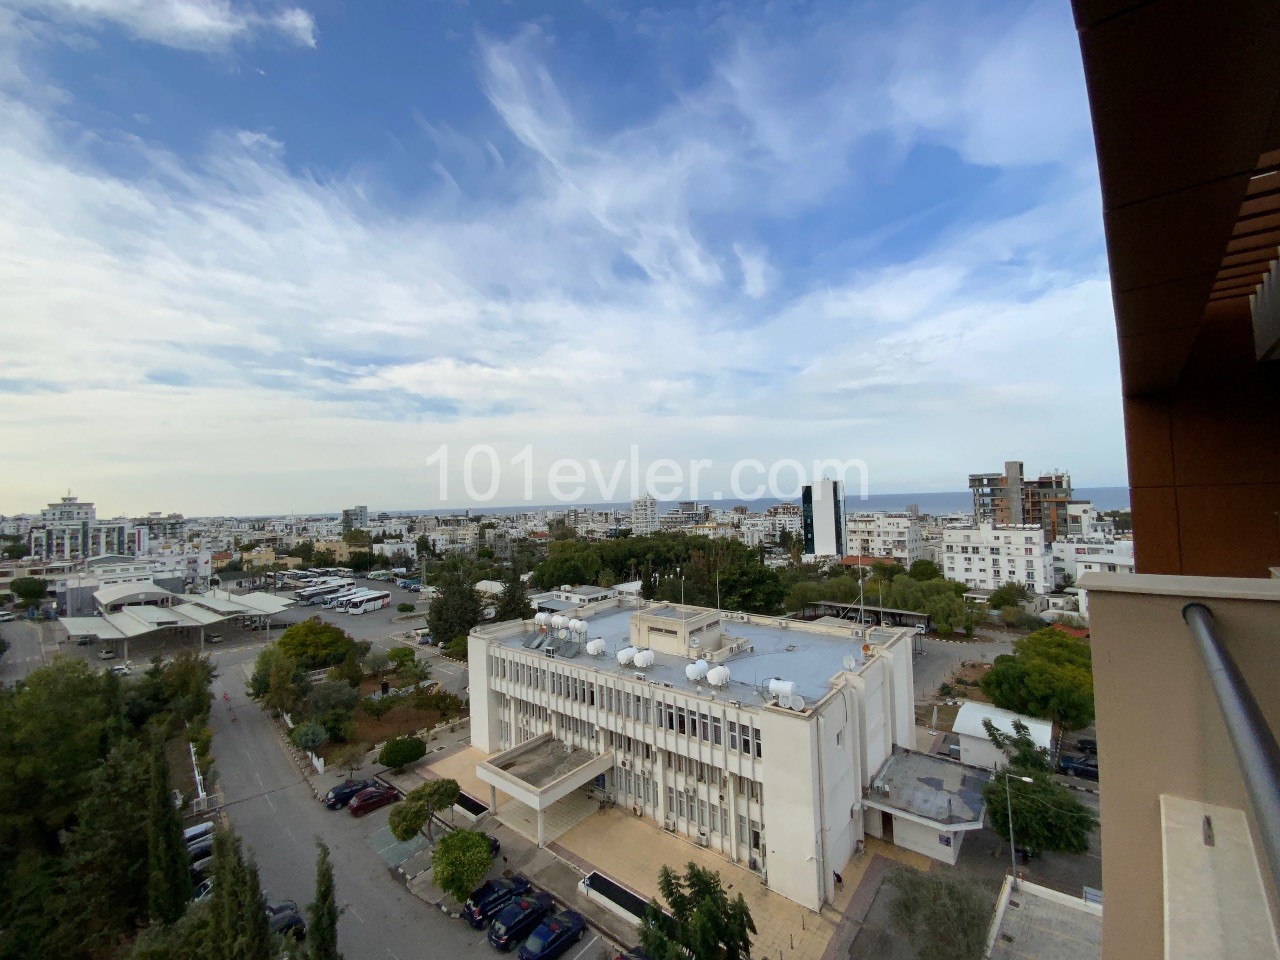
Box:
[0,0,1125,514]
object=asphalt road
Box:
[0,618,59,685]
[911,632,1013,698]
[208,644,492,960]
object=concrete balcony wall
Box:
[1082,572,1280,960]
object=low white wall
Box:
[892,816,961,866]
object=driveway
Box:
[208,645,491,960]
[912,635,1013,699]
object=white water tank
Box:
[586,638,606,656]
[617,646,637,666]
[768,678,797,700]
[706,665,731,687]
[569,618,587,634]
[551,614,568,630]
[634,649,655,668]
[534,612,550,627]
[684,659,710,682]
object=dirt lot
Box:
[947,660,993,702]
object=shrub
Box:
[938,682,955,697]
[396,602,415,613]
[290,721,328,754]
[361,696,394,719]
[187,723,213,759]
[379,736,426,771]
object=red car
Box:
[347,785,399,817]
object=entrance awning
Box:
[477,733,614,811]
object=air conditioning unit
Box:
[620,759,629,769]
[664,820,676,832]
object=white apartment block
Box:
[802,480,847,558]
[1052,537,1135,582]
[631,495,659,536]
[845,513,924,567]
[29,495,146,561]
[1065,501,1113,538]
[372,540,418,559]
[468,600,987,911]
[942,521,1054,594]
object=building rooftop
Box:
[986,879,1101,960]
[485,603,905,703]
[953,702,1053,750]
[491,737,598,790]
[866,749,989,826]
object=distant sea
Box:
[374,486,1131,518]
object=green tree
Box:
[277,618,357,669]
[907,559,942,581]
[396,602,415,613]
[309,680,359,716]
[378,736,426,773]
[58,739,152,953]
[364,650,391,678]
[307,841,343,960]
[342,528,372,547]
[9,577,48,609]
[389,779,460,841]
[329,742,368,779]
[641,862,755,960]
[147,743,192,925]
[987,582,1030,611]
[982,718,1050,772]
[494,567,533,623]
[980,627,1094,730]
[431,829,493,902]
[291,722,329,754]
[886,867,992,960]
[427,570,483,648]
[387,647,417,677]
[211,827,270,960]
[982,771,1097,855]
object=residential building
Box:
[801,479,846,559]
[371,540,417,560]
[0,559,76,603]
[1069,5,1280,959]
[969,461,1074,541]
[1066,501,1112,538]
[28,494,145,560]
[845,512,923,567]
[631,495,658,536]
[1052,537,1135,584]
[341,505,368,534]
[470,599,983,912]
[941,521,1053,595]
[0,514,35,538]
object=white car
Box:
[109,664,132,676]
[0,612,16,622]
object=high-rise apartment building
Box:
[340,505,369,534]
[969,460,1075,540]
[28,494,144,560]
[630,495,658,536]
[846,512,923,567]
[801,479,846,558]
[941,521,1053,594]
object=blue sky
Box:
[0,0,1125,515]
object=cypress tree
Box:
[307,840,343,960]
[147,742,192,924]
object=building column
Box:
[727,772,739,863]
[656,748,668,824]
[489,784,497,815]
[536,808,545,847]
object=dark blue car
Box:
[464,876,532,929]
[1059,755,1099,781]
[487,893,554,951]
[518,910,587,960]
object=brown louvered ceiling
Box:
[1209,149,1280,306]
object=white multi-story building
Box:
[802,480,846,559]
[1052,537,1135,583]
[29,495,145,560]
[1065,502,1113,538]
[941,521,1053,594]
[631,495,658,536]
[468,600,987,911]
[845,513,924,567]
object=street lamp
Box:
[1004,772,1034,889]
[676,565,684,605]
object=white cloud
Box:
[0,2,1126,514]
[7,0,317,51]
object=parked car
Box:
[518,910,587,960]
[1059,755,1100,781]
[75,635,93,645]
[183,821,215,845]
[347,785,399,817]
[206,633,223,644]
[190,854,214,880]
[324,778,378,810]
[191,878,214,903]
[614,950,650,960]
[487,894,555,951]
[0,612,17,622]
[1076,737,1098,755]
[97,649,117,660]
[913,624,927,634]
[266,900,307,940]
[187,836,214,861]
[463,876,532,929]
[108,664,132,676]
[488,834,501,857]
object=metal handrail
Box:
[1182,602,1280,887]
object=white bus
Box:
[297,580,354,605]
[348,591,391,615]
[332,589,381,612]
[321,587,366,609]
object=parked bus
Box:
[297,580,354,605]
[321,587,365,609]
[333,589,380,611]
[367,570,391,582]
[348,591,391,616]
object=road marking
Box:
[265,793,276,812]
[347,904,365,924]
[386,950,401,960]
[255,772,264,786]
[282,825,296,843]
[564,933,599,960]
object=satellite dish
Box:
[789,695,807,711]
[557,628,568,639]
[842,655,859,671]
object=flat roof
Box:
[867,749,988,827]
[987,880,1101,960]
[491,738,598,790]
[487,605,903,702]
[953,702,1053,749]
